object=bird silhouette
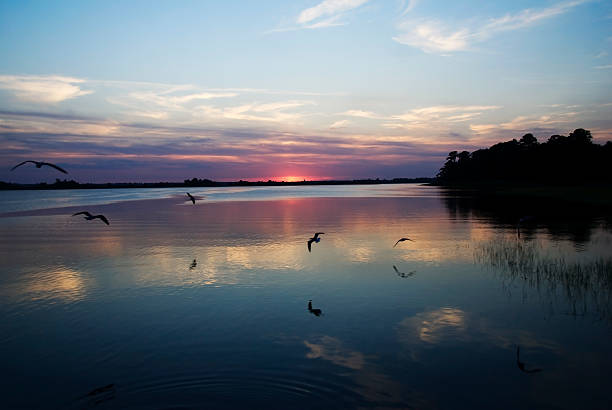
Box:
[307,232,325,253]
[72,211,110,225]
[393,237,414,247]
[189,259,197,270]
[393,265,416,278]
[308,300,322,316]
[186,192,196,205]
[11,160,68,174]
[516,346,542,373]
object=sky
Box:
[1,0,611,183]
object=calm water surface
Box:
[1,184,611,409]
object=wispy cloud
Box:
[399,0,419,16]
[595,51,608,58]
[594,64,612,69]
[342,105,500,129]
[197,100,314,123]
[394,1,589,53]
[297,0,369,24]
[341,109,384,119]
[0,75,93,103]
[329,119,350,129]
[269,0,369,32]
[470,110,580,135]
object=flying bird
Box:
[72,211,110,225]
[307,232,325,253]
[308,300,322,317]
[10,160,68,174]
[393,237,414,248]
[393,265,416,278]
[189,259,197,270]
[186,192,196,205]
[516,346,542,374]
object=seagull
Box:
[516,346,542,374]
[307,232,325,252]
[186,192,196,205]
[393,237,414,248]
[308,300,322,317]
[10,160,68,174]
[393,265,416,278]
[189,259,197,270]
[72,211,110,225]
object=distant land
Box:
[0,177,434,190]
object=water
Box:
[1,184,611,409]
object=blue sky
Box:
[1,0,611,182]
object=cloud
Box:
[341,109,384,119]
[297,0,369,24]
[197,100,314,123]
[594,64,612,69]
[399,0,419,16]
[125,90,238,110]
[269,0,369,32]
[595,51,608,58]
[385,105,501,129]
[0,75,93,103]
[394,1,588,53]
[470,110,580,135]
[330,119,350,129]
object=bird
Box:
[393,237,414,248]
[189,259,197,270]
[186,192,196,205]
[516,346,542,374]
[393,265,416,278]
[72,211,110,225]
[10,160,68,174]
[307,232,325,252]
[308,300,322,317]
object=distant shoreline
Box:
[0,177,434,191]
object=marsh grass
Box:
[474,237,612,320]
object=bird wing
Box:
[95,215,110,225]
[72,211,92,217]
[393,239,402,247]
[10,161,35,171]
[307,238,313,252]
[42,162,68,174]
[313,232,324,239]
[393,265,400,273]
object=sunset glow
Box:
[0,1,611,183]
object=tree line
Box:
[437,128,612,183]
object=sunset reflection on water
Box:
[0,188,611,409]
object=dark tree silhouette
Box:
[437,129,611,184]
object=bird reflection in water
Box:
[393,265,416,278]
[516,346,542,373]
[189,259,197,270]
[308,300,323,316]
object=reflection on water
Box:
[305,336,365,370]
[0,186,611,408]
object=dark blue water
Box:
[0,185,611,409]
